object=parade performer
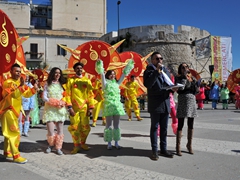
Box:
[169,74,178,135]
[0,63,38,164]
[95,59,134,150]
[92,78,106,127]
[196,82,206,110]
[19,76,35,137]
[234,82,240,109]
[220,83,229,109]
[209,80,220,110]
[157,73,178,135]
[65,62,97,154]
[124,75,143,121]
[30,89,40,127]
[139,93,147,110]
[42,67,68,155]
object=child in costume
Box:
[30,88,40,127]
[65,62,97,154]
[209,81,220,109]
[19,76,35,137]
[124,75,142,121]
[42,67,68,155]
[157,74,178,135]
[139,93,146,110]
[0,63,38,164]
[37,85,45,108]
[95,59,134,150]
[220,83,229,109]
[169,92,178,135]
[92,78,106,127]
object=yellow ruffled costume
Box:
[92,79,106,127]
[65,76,97,153]
[0,78,36,163]
[124,81,142,121]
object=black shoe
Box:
[160,150,173,158]
[151,152,159,161]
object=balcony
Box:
[25,52,44,61]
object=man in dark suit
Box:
[143,52,176,160]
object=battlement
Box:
[101,24,210,44]
[100,25,211,80]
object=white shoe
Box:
[23,133,29,137]
[56,149,63,155]
[46,146,53,153]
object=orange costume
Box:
[65,75,96,153]
[234,84,240,109]
[0,78,36,163]
[92,79,106,127]
[124,78,142,121]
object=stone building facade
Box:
[0,0,106,70]
[100,25,211,80]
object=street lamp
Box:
[117,1,121,42]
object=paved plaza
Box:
[0,103,240,180]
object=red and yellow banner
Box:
[211,36,232,83]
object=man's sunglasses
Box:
[182,65,189,69]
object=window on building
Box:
[57,44,67,56]
[30,43,38,59]
[158,31,165,40]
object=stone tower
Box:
[100,25,211,79]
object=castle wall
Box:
[101,25,211,80]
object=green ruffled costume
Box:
[95,59,134,117]
[42,83,68,123]
[96,59,134,144]
[30,94,40,127]
[102,79,125,116]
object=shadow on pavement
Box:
[0,138,176,161]
[0,139,46,154]
[46,139,175,160]
[84,145,153,159]
[60,142,161,160]
[92,132,174,138]
[0,154,13,162]
[92,132,149,138]
[231,150,240,153]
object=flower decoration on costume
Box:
[62,91,67,97]
[95,59,104,74]
[10,125,17,132]
[123,59,134,75]
[73,84,78,88]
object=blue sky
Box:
[18,0,239,69]
[107,0,239,70]
[20,0,50,5]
